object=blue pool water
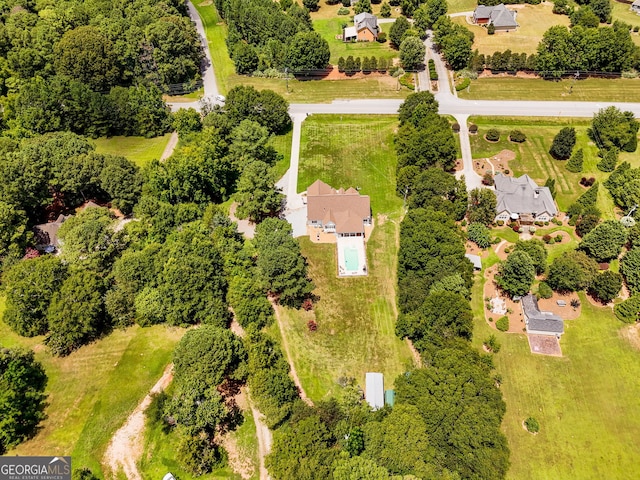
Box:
[344,246,359,271]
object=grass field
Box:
[612,1,640,31]
[467,116,639,216]
[193,0,411,102]
[459,76,640,102]
[93,134,172,167]
[272,114,412,401]
[314,19,398,64]
[471,251,640,479]
[447,0,477,13]
[270,130,294,181]
[298,115,402,213]
[0,299,184,476]
[310,1,403,20]
[453,4,570,55]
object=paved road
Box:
[187,0,219,99]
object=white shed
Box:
[365,372,384,410]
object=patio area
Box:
[336,236,367,277]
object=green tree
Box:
[604,162,640,213]
[235,160,284,222]
[615,294,640,323]
[397,91,439,124]
[549,127,576,159]
[45,270,106,356]
[467,222,492,248]
[173,108,202,136]
[566,148,584,172]
[399,36,426,70]
[228,274,274,329]
[354,0,372,13]
[3,257,67,337]
[589,0,611,22]
[429,273,470,298]
[589,270,622,303]
[467,188,497,225]
[579,219,628,262]
[590,106,639,152]
[99,154,143,215]
[514,239,548,275]
[285,31,330,71]
[0,201,28,263]
[233,41,260,74]
[547,250,598,291]
[405,167,467,220]
[226,86,291,134]
[621,247,640,294]
[54,26,119,91]
[389,16,411,48]
[496,250,536,297]
[0,348,47,454]
[396,114,457,171]
[576,213,600,237]
[332,454,390,480]
[303,0,320,11]
[380,1,391,17]
[597,147,619,173]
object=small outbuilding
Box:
[465,253,482,270]
[632,0,640,13]
[365,372,384,410]
[522,294,564,336]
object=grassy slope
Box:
[447,0,477,13]
[310,1,403,20]
[471,253,640,479]
[467,117,639,217]
[270,130,294,181]
[459,77,640,102]
[272,115,412,401]
[314,19,397,64]
[193,1,411,102]
[92,134,172,168]
[0,298,184,475]
[452,3,570,55]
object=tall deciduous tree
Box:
[285,31,330,72]
[399,36,426,70]
[389,16,411,48]
[496,250,536,297]
[467,188,497,225]
[579,219,628,262]
[226,86,291,134]
[513,239,547,275]
[235,161,284,222]
[547,250,598,291]
[621,247,640,295]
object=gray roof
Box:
[465,253,482,270]
[474,4,517,28]
[354,12,379,35]
[633,0,640,6]
[365,372,384,410]
[495,174,558,217]
[522,294,564,335]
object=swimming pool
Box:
[344,245,359,272]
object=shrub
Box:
[542,234,551,243]
[484,334,501,353]
[504,169,510,174]
[488,23,496,35]
[452,122,460,133]
[337,6,350,14]
[496,316,509,332]
[538,281,553,299]
[614,294,640,323]
[377,32,387,42]
[497,220,504,226]
[399,72,415,90]
[570,298,580,308]
[549,127,576,159]
[307,319,317,331]
[469,124,478,134]
[512,224,520,233]
[455,77,470,91]
[597,148,619,172]
[525,417,540,433]
[509,130,526,142]
[428,59,438,80]
[467,222,492,248]
[486,128,500,141]
[482,172,494,186]
[566,148,584,173]
[635,26,640,32]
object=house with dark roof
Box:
[33,214,72,252]
[522,294,564,336]
[494,174,558,224]
[306,180,372,238]
[344,13,380,42]
[473,4,518,31]
[632,0,640,13]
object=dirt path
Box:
[103,363,174,480]
[230,319,272,480]
[270,299,314,406]
[160,131,179,161]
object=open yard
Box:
[93,134,172,167]
[310,1,404,20]
[0,298,184,477]
[467,116,639,216]
[471,250,640,479]
[459,76,640,102]
[272,115,412,401]
[314,19,398,64]
[452,3,570,55]
[193,0,411,102]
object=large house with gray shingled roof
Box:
[494,174,558,224]
[473,4,518,31]
[306,180,372,237]
[344,13,380,42]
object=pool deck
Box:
[336,236,368,277]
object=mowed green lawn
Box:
[0,297,184,476]
[471,253,640,479]
[452,3,570,55]
[459,77,640,102]
[272,115,412,401]
[298,115,402,213]
[93,134,172,167]
[193,0,410,102]
[467,116,640,217]
[314,19,398,64]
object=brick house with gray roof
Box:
[494,174,558,224]
[473,4,518,31]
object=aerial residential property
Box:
[343,12,380,42]
[494,173,558,224]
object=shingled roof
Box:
[495,174,557,217]
[474,4,517,28]
[307,180,371,234]
[522,294,564,335]
[354,12,379,35]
